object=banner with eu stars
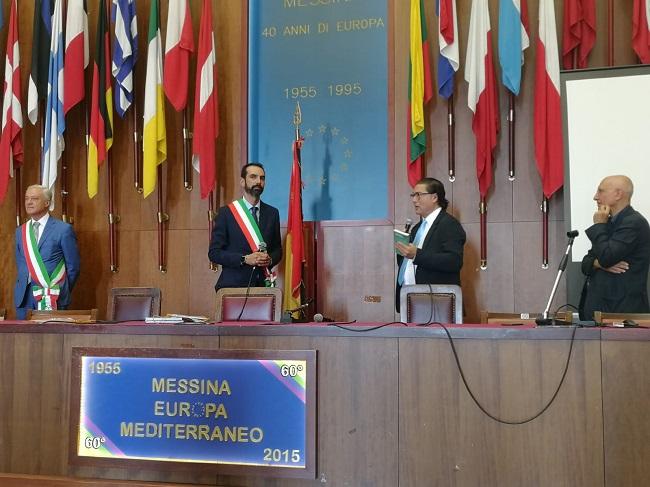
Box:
[70,348,316,478]
[248,0,388,221]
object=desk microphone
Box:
[237,241,267,321]
[314,313,334,323]
[404,218,413,233]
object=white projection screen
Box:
[561,65,650,305]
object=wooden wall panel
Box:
[0,1,644,322]
[601,339,650,487]
[399,336,604,487]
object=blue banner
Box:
[73,350,314,474]
[248,0,388,221]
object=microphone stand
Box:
[536,231,578,327]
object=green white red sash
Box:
[21,221,67,310]
[227,199,277,287]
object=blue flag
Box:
[42,0,65,201]
[498,0,530,95]
[112,0,138,118]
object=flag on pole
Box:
[465,0,499,197]
[41,0,65,199]
[534,0,564,198]
[407,0,433,188]
[27,0,53,125]
[0,0,23,202]
[436,0,459,99]
[63,0,88,114]
[88,0,113,198]
[498,0,529,95]
[143,0,167,198]
[164,0,194,111]
[283,138,305,314]
[562,0,596,69]
[192,0,218,199]
[633,0,650,64]
[112,0,138,118]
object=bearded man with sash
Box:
[209,163,282,290]
[14,185,81,319]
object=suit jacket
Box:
[14,217,81,308]
[208,200,282,290]
[396,210,466,311]
[579,205,650,320]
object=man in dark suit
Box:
[15,185,81,319]
[579,175,650,320]
[209,163,282,290]
[395,177,466,312]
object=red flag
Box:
[63,0,88,113]
[633,0,650,63]
[535,0,564,198]
[192,0,218,198]
[0,0,23,202]
[465,0,499,197]
[562,0,596,69]
[283,139,305,313]
[164,0,194,111]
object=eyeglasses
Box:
[409,192,434,199]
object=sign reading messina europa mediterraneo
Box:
[69,348,316,479]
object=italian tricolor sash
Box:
[21,222,67,310]
[227,199,277,287]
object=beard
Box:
[245,184,264,198]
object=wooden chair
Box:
[108,287,161,321]
[25,309,98,323]
[215,287,283,322]
[593,312,650,326]
[479,311,572,325]
[399,284,463,324]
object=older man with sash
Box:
[209,163,282,290]
[15,185,81,319]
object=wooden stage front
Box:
[0,322,648,487]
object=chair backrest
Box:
[25,309,98,322]
[479,311,572,325]
[215,287,283,322]
[400,284,463,324]
[109,287,161,321]
[0,308,5,321]
[593,312,650,325]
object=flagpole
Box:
[447,96,455,182]
[607,0,614,66]
[14,167,21,226]
[131,73,142,192]
[480,197,487,269]
[157,165,167,273]
[61,0,68,223]
[183,108,192,190]
[540,194,549,265]
[508,93,515,181]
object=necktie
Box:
[397,220,427,285]
[251,206,259,224]
[32,221,40,242]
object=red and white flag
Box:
[632,0,650,63]
[562,0,596,69]
[164,0,194,111]
[63,0,88,113]
[465,0,499,197]
[534,0,564,198]
[192,0,218,198]
[0,0,23,202]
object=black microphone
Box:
[286,298,313,314]
[404,218,413,233]
[567,230,579,238]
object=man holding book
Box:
[395,178,466,312]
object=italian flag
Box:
[143,0,166,198]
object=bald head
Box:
[594,175,634,215]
